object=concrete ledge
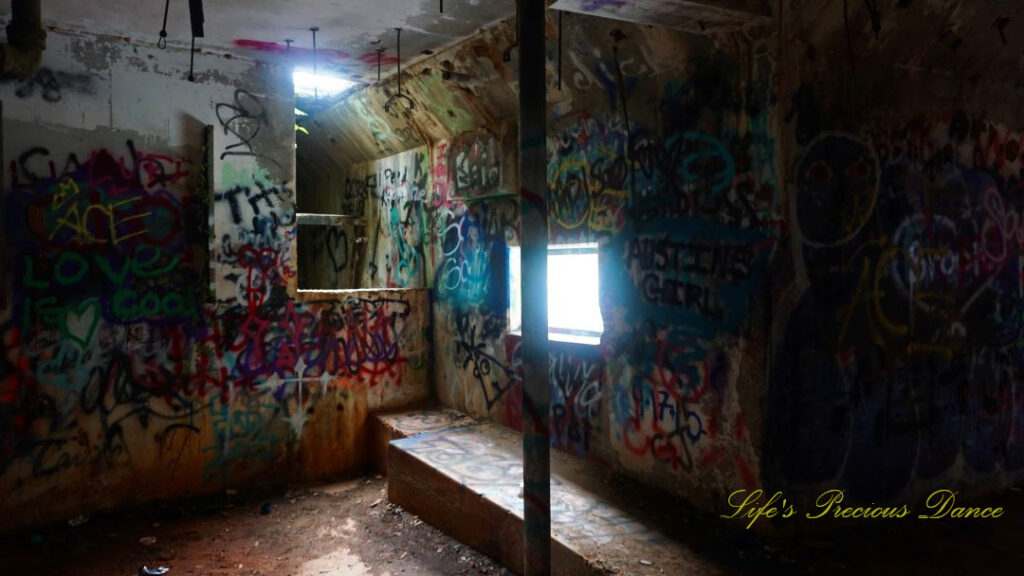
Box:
[388,423,722,575]
[368,407,477,474]
[389,444,530,572]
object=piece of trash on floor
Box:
[370,498,382,508]
[139,536,158,546]
[138,566,170,575]
[639,559,654,566]
[68,515,88,526]
[260,502,273,515]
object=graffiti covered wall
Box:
[19,0,1008,528]
[316,2,1024,514]
[358,147,433,289]
[767,2,1024,503]
[309,15,772,512]
[564,49,776,501]
[769,119,1024,503]
[0,29,431,532]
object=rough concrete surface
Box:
[0,475,508,576]
[389,419,1024,576]
[3,470,1024,575]
[369,408,478,474]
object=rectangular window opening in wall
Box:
[508,243,603,345]
[294,104,368,291]
[295,213,367,290]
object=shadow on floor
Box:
[2,472,1022,576]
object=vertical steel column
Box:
[517,0,550,575]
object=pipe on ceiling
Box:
[1,0,46,79]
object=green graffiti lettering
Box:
[54,252,88,286]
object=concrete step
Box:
[388,420,733,576]
[368,407,477,474]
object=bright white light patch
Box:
[547,245,603,336]
[293,68,356,99]
[507,243,603,344]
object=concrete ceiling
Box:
[13,0,516,107]
[550,0,770,33]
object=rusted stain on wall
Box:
[0,31,432,533]
[302,0,1024,516]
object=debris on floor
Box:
[0,475,510,576]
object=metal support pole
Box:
[311,27,319,101]
[517,0,550,575]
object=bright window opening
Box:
[508,243,603,345]
[293,68,357,99]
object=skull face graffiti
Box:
[795,133,879,247]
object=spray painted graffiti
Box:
[435,210,492,305]
[541,65,773,489]
[548,112,776,244]
[342,174,375,216]
[1,140,207,479]
[5,67,95,103]
[339,56,775,500]
[550,347,602,455]
[0,137,425,486]
[359,149,429,288]
[770,114,1024,501]
[611,328,751,487]
[452,310,517,410]
[297,223,357,289]
[216,89,269,160]
[214,176,293,226]
[450,134,503,199]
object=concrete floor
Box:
[2,474,1023,575]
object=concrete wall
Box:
[432,32,772,511]
[307,13,769,512]
[765,0,1024,506]
[309,0,1024,516]
[0,28,431,532]
[334,139,519,292]
[9,0,1019,533]
[296,219,364,290]
[352,146,433,290]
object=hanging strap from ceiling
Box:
[157,0,170,48]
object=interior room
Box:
[1,0,1023,574]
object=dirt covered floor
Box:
[0,475,507,576]
[3,473,1024,576]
